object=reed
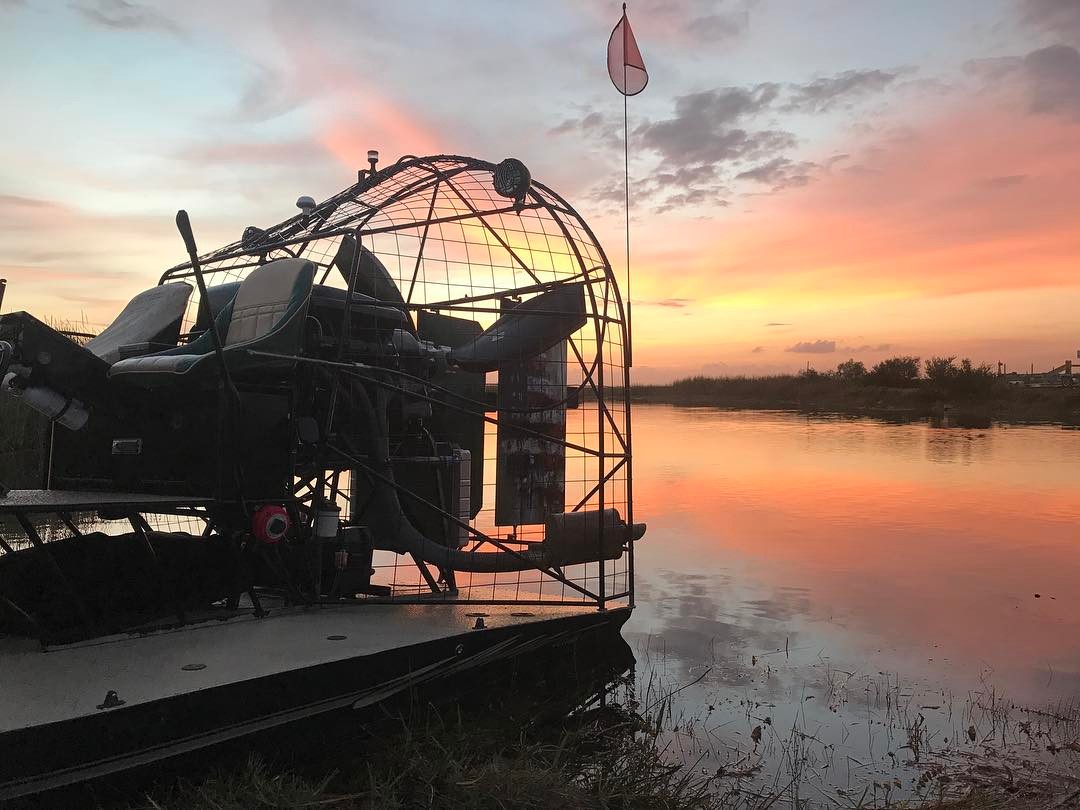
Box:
[116,670,1080,809]
[126,684,725,809]
[631,374,1080,424]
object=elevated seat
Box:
[85,282,193,364]
[109,259,315,387]
[191,280,241,337]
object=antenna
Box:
[295,196,316,216]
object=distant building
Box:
[1003,359,1080,387]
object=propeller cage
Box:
[158,154,634,609]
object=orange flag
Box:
[608,5,648,96]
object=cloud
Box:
[783,69,902,114]
[966,44,1080,120]
[764,322,791,327]
[785,339,836,354]
[0,194,54,210]
[981,174,1028,188]
[585,182,627,206]
[636,85,788,167]
[1024,44,1080,118]
[736,157,817,190]
[683,10,749,43]
[72,0,182,35]
[548,110,614,142]
[652,164,720,189]
[1020,0,1080,44]
[670,92,1080,314]
[227,64,308,123]
[840,343,893,353]
[644,164,732,213]
[583,75,875,209]
[646,298,693,308]
[751,345,765,354]
[653,189,728,214]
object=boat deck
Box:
[0,489,213,515]
[0,600,601,733]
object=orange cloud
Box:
[607,94,1080,378]
[319,89,441,170]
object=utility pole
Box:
[0,278,6,312]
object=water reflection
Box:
[625,406,1080,803]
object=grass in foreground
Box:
[127,700,722,810]
[116,691,1077,810]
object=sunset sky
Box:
[2,0,1079,382]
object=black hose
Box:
[327,371,547,573]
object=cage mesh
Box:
[159,155,633,609]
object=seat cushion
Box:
[192,281,241,336]
[85,283,193,365]
[225,259,313,347]
[108,351,209,380]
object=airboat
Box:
[0,153,641,799]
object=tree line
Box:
[811,355,996,394]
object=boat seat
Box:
[84,282,193,365]
[108,259,315,387]
[190,281,241,337]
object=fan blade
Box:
[448,283,587,373]
[333,235,406,308]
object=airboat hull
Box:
[0,602,631,802]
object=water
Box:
[624,405,1080,803]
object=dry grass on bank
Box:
[632,374,1080,424]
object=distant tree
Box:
[924,356,995,396]
[836,359,867,381]
[924,356,958,386]
[868,356,921,387]
[798,366,822,380]
[953,358,995,395]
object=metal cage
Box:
[159,154,634,610]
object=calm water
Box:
[624,405,1080,802]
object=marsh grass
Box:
[630,375,1080,424]
[126,684,728,810]
[61,648,1080,810]
[123,721,1072,809]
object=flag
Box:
[607,6,648,96]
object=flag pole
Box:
[620,3,635,611]
[622,3,633,368]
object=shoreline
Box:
[630,378,1080,426]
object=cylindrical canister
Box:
[2,372,89,431]
[314,501,341,540]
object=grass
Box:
[631,374,1080,424]
[121,686,727,810]
[105,669,1080,810]
[116,717,1074,810]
